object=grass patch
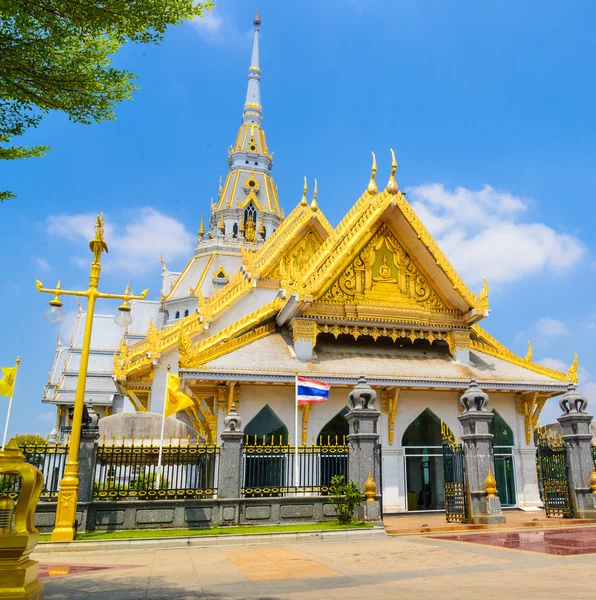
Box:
[39,521,373,542]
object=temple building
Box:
[43,12,579,514]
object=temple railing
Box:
[93,439,219,501]
[242,437,349,497]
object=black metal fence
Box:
[94,439,219,501]
[441,423,468,523]
[0,441,69,501]
[242,437,349,497]
[535,428,573,518]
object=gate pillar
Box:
[458,379,506,524]
[557,385,596,520]
[218,404,244,502]
[345,376,381,521]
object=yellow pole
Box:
[51,284,98,542]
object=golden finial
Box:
[524,341,533,362]
[90,213,108,255]
[568,353,579,384]
[484,468,497,498]
[311,178,319,211]
[367,152,378,196]
[478,277,489,309]
[259,220,265,238]
[364,471,377,502]
[218,212,225,234]
[160,253,167,273]
[198,215,205,240]
[386,148,399,194]
[300,177,308,206]
[590,469,596,494]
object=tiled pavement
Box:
[34,527,596,599]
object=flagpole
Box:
[156,364,170,489]
[2,358,20,451]
[294,372,299,492]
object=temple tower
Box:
[205,10,282,247]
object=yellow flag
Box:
[165,372,194,418]
[0,364,18,398]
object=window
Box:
[175,311,180,319]
[244,202,257,226]
[233,223,238,238]
[491,411,516,506]
[184,309,189,317]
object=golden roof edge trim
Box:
[471,325,570,382]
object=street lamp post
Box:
[36,214,148,542]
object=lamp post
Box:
[36,214,148,542]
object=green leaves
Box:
[0,0,214,199]
[329,475,365,525]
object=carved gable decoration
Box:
[266,230,321,281]
[321,224,448,310]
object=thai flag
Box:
[296,376,330,405]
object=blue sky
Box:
[1,0,595,436]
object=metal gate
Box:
[535,428,573,518]
[442,422,468,523]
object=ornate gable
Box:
[265,229,322,281]
[320,223,451,312]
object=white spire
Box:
[243,10,262,125]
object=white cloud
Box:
[407,184,585,286]
[535,318,568,337]
[192,10,224,34]
[539,357,567,371]
[47,209,193,275]
[33,257,51,272]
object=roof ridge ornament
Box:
[367,152,378,196]
[568,353,579,384]
[386,148,399,195]
[311,178,319,211]
[524,340,533,362]
[300,177,308,206]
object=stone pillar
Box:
[458,379,506,524]
[557,385,596,520]
[77,406,99,505]
[217,404,244,501]
[345,376,381,521]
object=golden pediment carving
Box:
[267,230,321,281]
[321,224,448,310]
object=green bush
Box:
[131,473,169,491]
[329,475,365,525]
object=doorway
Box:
[402,409,447,511]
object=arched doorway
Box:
[243,406,289,495]
[317,408,350,490]
[244,404,288,445]
[317,406,349,445]
[491,411,516,506]
[402,409,448,511]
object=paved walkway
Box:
[34,527,596,599]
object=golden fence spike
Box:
[335,435,338,445]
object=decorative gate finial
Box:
[349,374,377,410]
[559,383,588,415]
[460,378,489,413]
